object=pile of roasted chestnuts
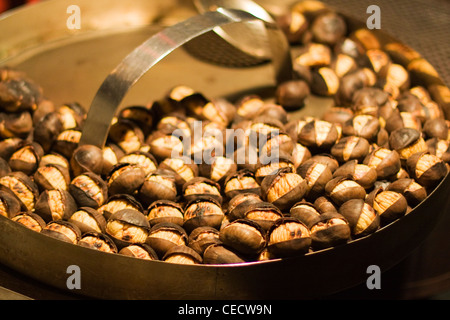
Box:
[0,1,449,266]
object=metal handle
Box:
[79,8,293,148]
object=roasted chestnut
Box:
[331,136,370,163]
[146,129,184,162]
[162,245,203,265]
[183,196,224,233]
[406,152,448,189]
[0,189,21,218]
[101,143,125,176]
[69,172,108,209]
[199,156,237,185]
[366,188,408,225]
[34,189,77,222]
[0,77,42,112]
[275,80,310,111]
[342,114,381,142]
[107,162,146,196]
[426,138,450,163]
[68,207,107,234]
[297,119,339,152]
[386,178,427,207]
[324,176,366,207]
[219,219,266,256]
[32,111,63,152]
[339,199,380,238]
[70,144,104,177]
[11,211,46,232]
[146,199,184,227]
[255,152,295,185]
[137,169,177,207]
[260,167,308,212]
[332,160,377,189]
[159,156,198,188]
[310,11,347,46]
[52,129,81,159]
[117,105,154,136]
[363,147,401,180]
[389,127,428,161]
[78,232,118,253]
[56,102,85,130]
[118,150,157,176]
[310,67,340,97]
[202,243,246,264]
[0,171,39,211]
[243,201,283,232]
[108,119,145,154]
[297,158,333,200]
[223,169,261,200]
[146,222,188,258]
[8,142,44,175]
[309,212,351,250]
[188,226,221,255]
[266,217,311,258]
[33,163,70,192]
[289,200,322,228]
[119,243,159,260]
[105,209,150,249]
[41,220,81,244]
[182,177,222,204]
[0,110,33,139]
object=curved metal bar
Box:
[79,8,293,148]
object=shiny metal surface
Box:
[79,7,293,148]
[194,0,275,59]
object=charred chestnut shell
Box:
[366,188,408,225]
[188,226,222,255]
[406,152,448,189]
[0,189,21,218]
[324,176,366,207]
[78,231,118,254]
[11,211,46,232]
[183,196,224,233]
[309,212,351,250]
[261,166,308,212]
[34,189,77,223]
[105,209,150,249]
[41,220,82,244]
[107,162,146,196]
[339,199,380,238]
[70,144,104,177]
[223,169,261,200]
[182,176,222,205]
[202,244,247,264]
[0,171,39,211]
[267,217,311,258]
[146,199,184,227]
[69,172,108,209]
[119,243,159,260]
[243,201,283,232]
[146,222,188,258]
[219,219,266,256]
[162,245,203,265]
[68,207,107,234]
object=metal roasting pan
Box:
[0,0,449,299]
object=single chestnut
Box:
[78,232,118,254]
[41,220,81,244]
[333,160,377,189]
[219,219,266,256]
[363,147,401,180]
[223,169,261,200]
[105,209,150,249]
[243,201,283,232]
[309,211,351,250]
[137,169,178,207]
[267,217,311,258]
[324,176,366,207]
[68,207,107,234]
[69,172,108,209]
[406,152,448,189]
[339,199,380,238]
[70,144,104,177]
[183,196,224,233]
[297,159,333,200]
[107,162,146,196]
[330,136,370,163]
[260,167,308,212]
[119,243,159,260]
[188,226,221,255]
[386,178,427,207]
[0,171,39,211]
[11,211,46,232]
[366,188,408,225]
[146,222,188,258]
[162,245,203,265]
[146,199,184,227]
[34,189,77,223]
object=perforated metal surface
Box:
[320,0,450,86]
